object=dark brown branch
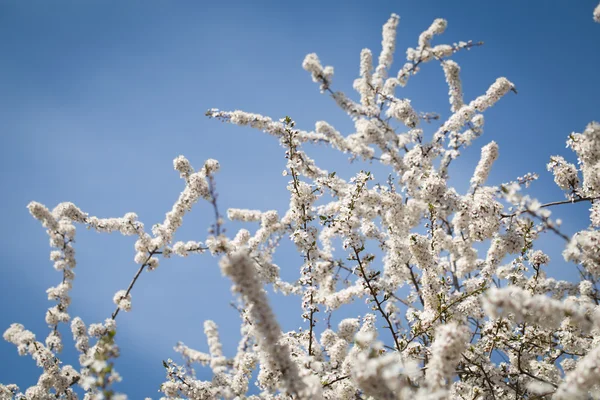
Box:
[206,172,223,236]
[283,120,318,356]
[353,247,401,351]
[501,196,599,219]
[407,263,425,307]
[111,248,158,320]
[322,375,350,388]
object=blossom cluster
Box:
[2,4,600,400]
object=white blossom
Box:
[220,251,320,399]
[590,201,600,227]
[227,208,262,222]
[471,141,499,187]
[470,77,514,112]
[173,155,194,180]
[442,60,463,112]
[6,9,600,400]
[547,155,580,192]
[302,53,333,91]
[373,13,400,85]
[425,322,469,391]
[554,344,600,399]
[386,99,419,127]
[418,18,447,49]
[484,286,597,332]
[113,290,132,312]
[353,49,375,106]
[203,320,227,374]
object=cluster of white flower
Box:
[547,155,580,193]
[166,240,206,258]
[567,121,600,197]
[373,14,399,85]
[353,49,375,107]
[220,252,315,398]
[302,53,334,92]
[425,322,469,393]
[386,99,419,128]
[26,202,84,356]
[173,155,194,180]
[470,141,499,187]
[484,286,598,332]
[442,60,463,112]
[471,77,515,112]
[226,208,262,222]
[112,290,132,312]
[591,201,600,227]
[554,344,600,399]
[203,321,227,374]
[3,5,600,400]
[3,323,80,399]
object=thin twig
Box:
[111,248,159,320]
[501,196,599,219]
[322,375,350,388]
[353,247,401,351]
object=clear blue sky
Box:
[1,1,598,398]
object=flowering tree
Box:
[2,5,600,400]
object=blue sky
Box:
[1,1,599,398]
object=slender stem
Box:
[501,196,599,218]
[206,172,222,236]
[111,248,158,320]
[322,375,350,388]
[284,122,317,356]
[407,263,425,307]
[353,247,401,351]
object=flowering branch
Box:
[4,6,600,399]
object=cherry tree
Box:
[2,4,600,400]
